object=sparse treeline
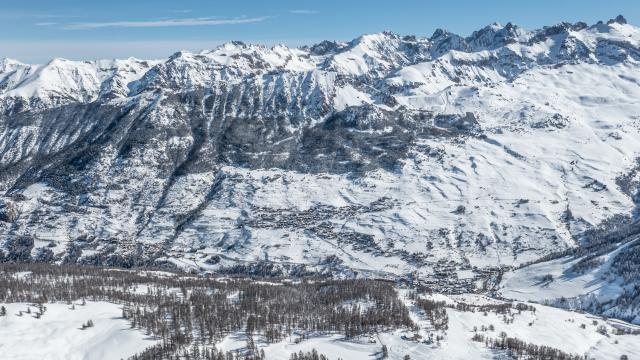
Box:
[516,216,639,271]
[471,333,588,360]
[413,298,448,331]
[454,301,536,315]
[289,349,329,360]
[409,292,538,333]
[0,263,414,359]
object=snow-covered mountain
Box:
[1,15,640,293]
[0,57,158,113]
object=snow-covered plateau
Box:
[2,14,640,358]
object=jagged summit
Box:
[608,14,627,25]
[306,40,348,55]
[1,16,636,111]
[465,22,529,50]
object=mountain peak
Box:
[608,14,628,25]
[350,31,401,46]
[0,58,26,72]
[46,57,74,66]
[307,40,347,55]
[466,21,528,51]
[430,28,452,40]
[429,28,468,56]
[1,57,24,66]
[217,40,251,51]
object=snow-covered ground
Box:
[1,291,639,359]
[0,301,157,360]
[498,236,640,324]
[214,292,640,360]
[499,254,622,304]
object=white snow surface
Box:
[498,237,640,323]
[0,301,156,360]
[1,291,639,359]
[214,291,640,359]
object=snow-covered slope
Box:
[0,57,157,113]
[394,292,640,360]
[3,287,638,360]
[1,16,640,288]
[498,228,640,324]
[0,301,156,360]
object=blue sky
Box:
[1,0,638,63]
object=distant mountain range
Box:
[1,15,639,317]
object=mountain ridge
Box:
[1,16,639,307]
[0,15,634,110]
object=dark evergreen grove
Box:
[0,263,413,359]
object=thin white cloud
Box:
[288,10,318,15]
[34,22,57,26]
[0,12,77,19]
[63,16,270,30]
[33,14,77,19]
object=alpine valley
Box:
[2,14,640,359]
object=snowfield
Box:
[0,301,157,360]
[498,236,640,324]
[388,292,640,360]
[1,271,640,359]
[2,294,636,360]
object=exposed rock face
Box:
[1,17,640,280]
[0,200,18,223]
